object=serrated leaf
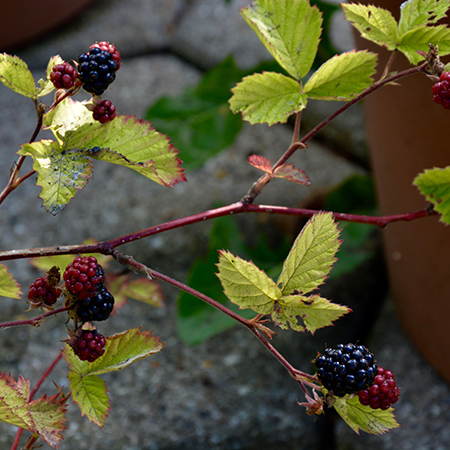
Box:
[67,369,109,427]
[0,262,22,299]
[36,55,64,98]
[271,294,350,333]
[333,394,400,435]
[248,154,273,173]
[303,50,377,100]
[229,72,307,125]
[342,4,399,49]
[414,166,450,224]
[0,53,36,98]
[397,24,450,64]
[0,373,67,448]
[66,114,186,187]
[273,163,310,185]
[277,212,341,295]
[19,140,93,215]
[398,0,449,35]
[240,0,322,79]
[217,250,281,314]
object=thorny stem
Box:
[112,251,312,386]
[0,203,436,263]
[0,306,72,329]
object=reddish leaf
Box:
[273,163,310,185]
[248,154,273,173]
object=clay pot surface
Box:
[355,0,450,382]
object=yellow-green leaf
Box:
[36,55,64,98]
[229,72,307,125]
[303,50,377,100]
[342,4,399,50]
[333,393,400,435]
[277,212,341,295]
[272,294,350,333]
[216,250,281,314]
[240,0,322,79]
[0,263,22,299]
[414,166,450,224]
[0,53,36,98]
[398,0,450,35]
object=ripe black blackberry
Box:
[77,285,115,322]
[63,256,105,300]
[50,62,78,90]
[28,276,61,306]
[77,47,118,95]
[432,72,450,109]
[70,328,106,362]
[314,343,377,397]
[92,99,116,124]
[90,41,121,71]
[358,367,400,410]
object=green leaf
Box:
[19,140,93,215]
[397,24,450,64]
[111,276,164,308]
[342,4,399,50]
[273,163,310,185]
[67,369,109,427]
[277,212,341,295]
[217,250,281,314]
[272,293,350,333]
[240,0,322,79]
[64,328,163,426]
[0,54,36,98]
[36,55,63,98]
[229,72,307,125]
[0,373,67,448]
[0,263,22,299]
[65,114,186,187]
[333,393,400,435]
[414,166,450,224]
[303,50,377,100]
[398,0,450,35]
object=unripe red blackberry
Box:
[358,367,400,410]
[90,41,121,71]
[92,99,116,123]
[70,328,106,362]
[77,285,115,322]
[77,47,118,95]
[432,72,450,109]
[314,343,377,397]
[63,256,105,300]
[50,62,79,90]
[28,276,61,306]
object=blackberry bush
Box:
[28,276,61,307]
[432,71,450,109]
[77,47,118,95]
[70,328,106,362]
[77,284,115,322]
[49,62,78,90]
[63,256,105,300]
[314,343,377,397]
[358,367,400,410]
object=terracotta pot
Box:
[0,0,97,50]
[354,0,450,382]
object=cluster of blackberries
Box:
[70,328,106,362]
[49,41,120,124]
[77,48,118,95]
[63,256,114,323]
[432,72,450,109]
[28,276,61,307]
[314,343,399,410]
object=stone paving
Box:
[0,1,449,449]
